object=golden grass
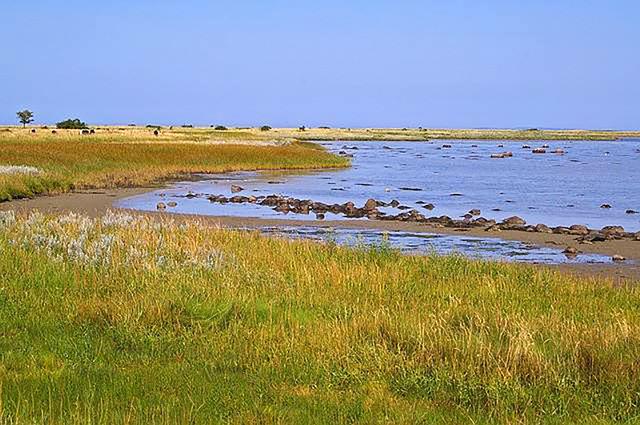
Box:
[0,129,348,201]
[0,211,639,423]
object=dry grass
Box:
[0,211,639,423]
[0,128,348,201]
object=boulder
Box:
[635,232,640,241]
[563,246,578,255]
[364,199,378,211]
[231,185,244,193]
[469,209,481,216]
[502,216,526,226]
[568,224,589,236]
[612,254,626,262]
[600,204,612,209]
[167,201,177,207]
[626,209,638,214]
[532,148,546,154]
[156,202,166,210]
[601,225,625,239]
[423,203,435,210]
[534,223,552,233]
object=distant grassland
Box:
[0,128,348,202]
[0,211,639,423]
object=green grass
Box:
[0,211,639,424]
[0,131,348,202]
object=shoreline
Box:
[2,186,639,282]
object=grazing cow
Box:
[154,130,159,136]
[81,129,89,135]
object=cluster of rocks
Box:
[178,193,640,245]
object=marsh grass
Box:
[0,129,348,201]
[0,211,639,423]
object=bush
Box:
[214,125,227,131]
[56,119,88,130]
[260,125,272,131]
[181,125,193,128]
[145,125,162,130]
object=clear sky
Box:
[1,1,638,129]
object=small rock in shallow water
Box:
[167,201,177,207]
[231,184,244,193]
[469,209,481,216]
[625,209,638,214]
[423,203,435,211]
[563,246,578,255]
[156,202,166,210]
[612,254,626,262]
[600,204,612,209]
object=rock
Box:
[563,246,578,255]
[626,209,638,214]
[635,232,640,241]
[532,148,546,154]
[534,224,552,233]
[315,213,325,220]
[185,191,196,199]
[167,201,177,207]
[156,202,166,210]
[522,144,531,149]
[364,199,378,211]
[389,199,400,208]
[553,149,565,154]
[502,216,526,226]
[231,185,244,193]
[542,144,550,148]
[553,226,570,234]
[612,254,626,262]
[442,144,452,148]
[600,204,612,209]
[601,225,625,239]
[469,209,481,216]
[569,224,589,236]
[423,203,435,210]
[399,187,423,191]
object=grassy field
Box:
[0,211,639,423]
[0,128,348,202]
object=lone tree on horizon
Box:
[17,110,34,127]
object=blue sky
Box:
[1,1,638,129]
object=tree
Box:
[17,110,34,127]
[56,119,88,129]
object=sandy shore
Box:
[2,188,639,283]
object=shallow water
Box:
[258,226,610,264]
[118,139,640,263]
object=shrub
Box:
[146,125,162,130]
[214,125,227,131]
[181,125,194,128]
[56,119,88,130]
[260,125,272,131]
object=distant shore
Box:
[2,125,640,141]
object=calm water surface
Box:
[119,139,640,263]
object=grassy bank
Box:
[0,211,639,423]
[0,130,347,202]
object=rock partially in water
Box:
[423,203,435,211]
[156,202,166,210]
[469,209,481,216]
[534,223,552,233]
[626,209,638,214]
[600,204,612,209]
[612,254,626,262]
[502,216,526,226]
[231,184,244,193]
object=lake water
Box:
[118,139,640,264]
